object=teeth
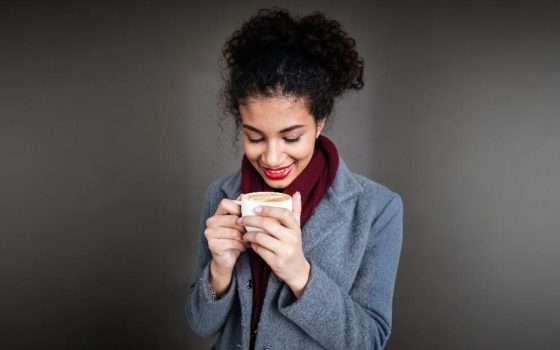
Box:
[267,166,290,175]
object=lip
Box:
[262,163,294,180]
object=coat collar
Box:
[219,159,363,253]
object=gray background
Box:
[1,1,559,349]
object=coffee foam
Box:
[244,192,290,203]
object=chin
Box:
[264,180,288,189]
[263,175,294,189]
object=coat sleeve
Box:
[185,182,238,337]
[277,193,404,350]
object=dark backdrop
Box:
[1,1,559,349]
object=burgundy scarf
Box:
[240,135,339,349]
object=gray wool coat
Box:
[186,159,403,350]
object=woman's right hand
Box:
[205,197,247,275]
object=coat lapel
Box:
[299,160,362,253]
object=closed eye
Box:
[247,137,301,144]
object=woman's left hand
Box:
[238,191,310,298]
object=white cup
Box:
[234,192,293,232]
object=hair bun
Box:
[223,8,363,97]
[221,8,364,126]
[224,9,297,67]
[296,12,364,95]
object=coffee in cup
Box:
[236,192,293,232]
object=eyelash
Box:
[248,137,301,144]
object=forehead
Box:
[240,95,314,128]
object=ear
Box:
[315,118,326,138]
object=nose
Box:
[262,141,284,167]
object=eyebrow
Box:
[242,124,305,134]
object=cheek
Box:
[290,139,316,160]
[242,142,261,160]
[289,148,310,161]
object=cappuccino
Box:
[237,192,293,232]
[243,192,290,203]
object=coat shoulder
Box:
[352,172,402,207]
[347,172,404,230]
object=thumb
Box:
[292,191,302,226]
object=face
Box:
[239,95,325,189]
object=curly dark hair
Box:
[221,7,364,133]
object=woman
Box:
[186,8,403,350]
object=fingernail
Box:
[237,217,243,224]
[254,206,262,213]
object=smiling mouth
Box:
[262,164,294,180]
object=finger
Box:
[205,227,243,241]
[253,206,299,230]
[232,194,242,206]
[207,214,244,231]
[208,238,247,253]
[243,231,281,254]
[292,191,302,226]
[215,198,242,216]
[239,215,288,240]
[250,242,276,265]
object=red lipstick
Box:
[262,164,294,180]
